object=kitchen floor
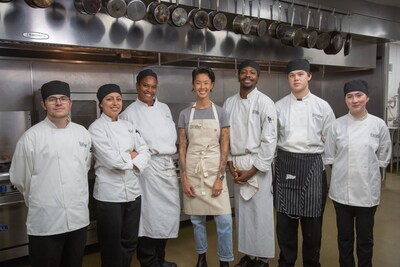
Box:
[4,173,400,267]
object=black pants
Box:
[333,201,377,267]
[96,197,141,267]
[276,212,323,267]
[28,226,87,267]
[137,236,169,267]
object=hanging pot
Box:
[249,0,267,37]
[74,0,102,15]
[25,0,52,8]
[324,30,344,54]
[233,0,251,35]
[267,1,282,39]
[344,33,352,56]
[208,0,227,31]
[188,0,209,29]
[147,0,170,24]
[103,0,127,18]
[168,0,188,27]
[277,5,302,47]
[125,0,146,21]
[298,8,317,48]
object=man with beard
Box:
[274,59,335,267]
[223,60,277,267]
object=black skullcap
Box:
[41,80,70,100]
[286,58,310,73]
[238,60,260,76]
[97,84,122,103]
[344,80,369,96]
[136,69,158,83]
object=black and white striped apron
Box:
[274,149,326,217]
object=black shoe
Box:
[220,261,229,267]
[196,253,207,267]
[252,260,269,267]
[162,260,178,267]
[234,255,257,267]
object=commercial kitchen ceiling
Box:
[366,0,400,8]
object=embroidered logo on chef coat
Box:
[190,125,201,129]
[312,113,323,119]
[370,133,379,138]
[128,129,133,133]
[252,110,260,115]
[79,141,88,148]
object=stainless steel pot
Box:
[233,0,251,35]
[74,0,102,15]
[103,0,127,18]
[249,0,267,37]
[168,0,188,27]
[298,8,317,48]
[147,0,170,24]
[25,0,52,8]
[208,0,227,31]
[125,0,146,21]
[188,0,209,29]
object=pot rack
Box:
[276,0,352,16]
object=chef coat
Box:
[325,113,391,207]
[275,92,335,155]
[223,88,276,257]
[89,113,150,202]
[10,117,91,236]
[120,98,180,238]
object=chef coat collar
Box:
[347,111,369,121]
[290,90,311,101]
[243,87,259,99]
[44,116,71,129]
[136,97,158,107]
[100,112,116,122]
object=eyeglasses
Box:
[45,96,70,105]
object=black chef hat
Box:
[97,84,122,103]
[136,69,158,83]
[41,80,70,100]
[286,58,310,73]
[238,60,260,76]
[344,80,369,96]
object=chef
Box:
[274,59,335,267]
[120,69,180,267]
[10,80,92,267]
[89,84,150,267]
[178,66,233,267]
[325,80,391,267]
[223,60,277,267]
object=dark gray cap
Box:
[97,84,122,103]
[41,80,70,100]
[286,59,310,73]
[238,60,260,76]
[344,80,369,96]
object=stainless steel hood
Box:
[1,0,396,69]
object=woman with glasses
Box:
[89,84,150,267]
[178,67,233,267]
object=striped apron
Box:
[274,149,327,217]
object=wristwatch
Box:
[219,174,225,181]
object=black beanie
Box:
[286,58,310,73]
[41,80,70,100]
[97,84,122,103]
[344,80,369,96]
[238,60,261,76]
[136,69,158,83]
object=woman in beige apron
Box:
[178,67,233,267]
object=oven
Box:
[0,111,31,262]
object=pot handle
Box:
[305,6,311,29]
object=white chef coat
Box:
[89,113,150,202]
[275,92,335,154]
[10,117,91,236]
[325,113,391,207]
[223,88,277,258]
[120,98,180,238]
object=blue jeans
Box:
[190,214,234,262]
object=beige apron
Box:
[183,104,231,215]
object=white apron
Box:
[234,154,275,258]
[183,104,231,215]
[139,154,180,238]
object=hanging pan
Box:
[324,11,344,55]
[249,0,267,37]
[313,8,330,50]
[233,0,251,35]
[147,0,170,24]
[25,0,52,8]
[343,15,353,56]
[188,0,209,29]
[277,4,302,47]
[103,0,127,18]
[168,0,188,27]
[298,7,318,48]
[126,0,146,21]
[208,0,227,31]
[267,0,283,38]
[74,0,102,15]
